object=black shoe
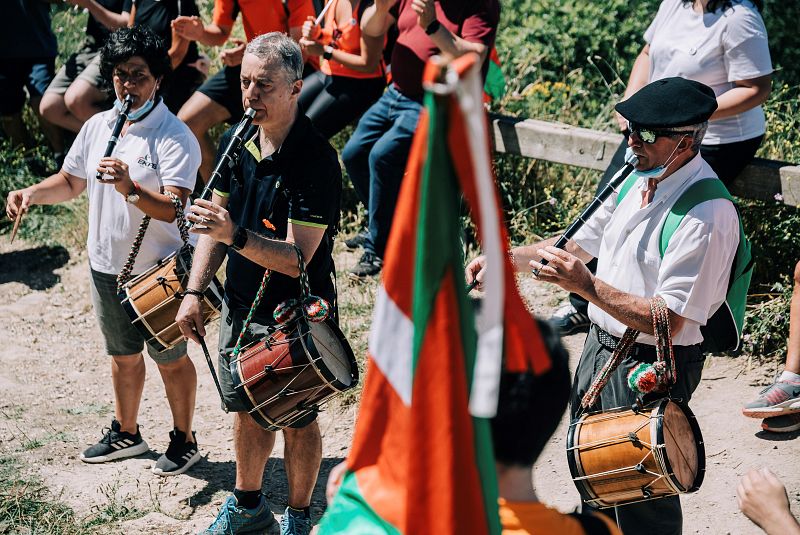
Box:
[348,252,383,281]
[80,419,149,463]
[549,303,591,336]
[152,428,201,476]
[344,230,370,251]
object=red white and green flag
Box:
[318,53,551,535]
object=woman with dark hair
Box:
[551,0,772,336]
[6,26,203,477]
[297,0,387,138]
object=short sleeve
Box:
[157,132,201,190]
[722,7,772,81]
[212,0,237,29]
[122,0,133,13]
[62,119,92,180]
[459,2,500,46]
[644,0,671,43]
[656,199,739,324]
[287,152,341,229]
[287,0,316,29]
[181,0,200,17]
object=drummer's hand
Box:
[737,467,800,535]
[187,198,236,245]
[529,246,593,295]
[96,157,133,194]
[302,16,321,41]
[465,255,487,291]
[220,39,246,67]
[176,294,205,344]
[6,187,36,220]
[326,461,348,504]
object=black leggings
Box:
[299,71,386,139]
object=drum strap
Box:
[581,296,675,409]
[116,191,189,293]
[566,512,613,535]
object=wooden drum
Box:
[567,399,705,508]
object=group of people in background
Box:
[3,0,800,534]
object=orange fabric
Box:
[319,0,384,79]
[213,0,314,41]
[499,500,622,535]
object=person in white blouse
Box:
[466,77,740,535]
[552,0,771,336]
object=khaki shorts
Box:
[46,51,103,95]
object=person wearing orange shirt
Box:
[172,0,314,182]
[297,0,387,139]
[493,320,622,535]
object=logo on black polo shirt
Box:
[137,154,157,170]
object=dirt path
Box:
[0,238,798,534]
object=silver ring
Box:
[199,216,208,224]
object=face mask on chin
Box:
[114,82,159,121]
[633,134,689,181]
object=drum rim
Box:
[654,398,706,494]
[298,318,359,391]
[566,416,598,505]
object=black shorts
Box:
[162,63,206,115]
[0,58,55,115]
[197,64,242,121]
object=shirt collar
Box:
[640,152,705,204]
[242,112,311,163]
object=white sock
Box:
[779,370,800,382]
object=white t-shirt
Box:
[644,0,772,144]
[573,154,740,346]
[63,100,201,275]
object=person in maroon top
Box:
[341,0,499,280]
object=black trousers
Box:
[571,325,705,535]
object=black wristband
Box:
[424,19,440,35]
[231,225,248,251]
[323,46,334,60]
[183,288,204,298]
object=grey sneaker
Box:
[344,230,369,251]
[348,252,383,281]
[762,413,800,433]
[200,495,279,535]
[549,303,590,336]
[742,378,800,418]
[152,429,201,477]
[280,507,313,535]
[80,419,149,463]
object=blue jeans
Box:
[342,84,422,258]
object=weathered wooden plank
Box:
[489,114,800,206]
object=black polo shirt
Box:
[213,112,341,321]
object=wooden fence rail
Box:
[489,114,800,206]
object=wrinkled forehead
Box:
[241,53,291,82]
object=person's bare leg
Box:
[0,111,31,148]
[40,91,83,133]
[178,92,231,184]
[234,412,277,490]
[29,95,64,155]
[156,355,197,440]
[283,421,322,508]
[65,80,107,123]
[111,353,146,434]
[785,261,800,374]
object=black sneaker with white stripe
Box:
[80,419,149,463]
[152,428,201,476]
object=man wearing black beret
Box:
[466,77,741,535]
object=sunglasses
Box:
[627,122,691,144]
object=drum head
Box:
[662,401,700,490]
[306,320,357,388]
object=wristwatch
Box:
[424,19,440,35]
[322,45,334,61]
[125,181,140,204]
[231,225,248,251]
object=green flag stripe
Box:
[316,471,402,535]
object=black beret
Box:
[615,77,718,129]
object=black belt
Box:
[591,324,658,359]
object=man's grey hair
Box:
[668,121,708,151]
[245,32,303,83]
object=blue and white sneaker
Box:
[80,419,149,463]
[280,507,313,535]
[200,495,279,535]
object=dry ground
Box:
[0,236,798,534]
